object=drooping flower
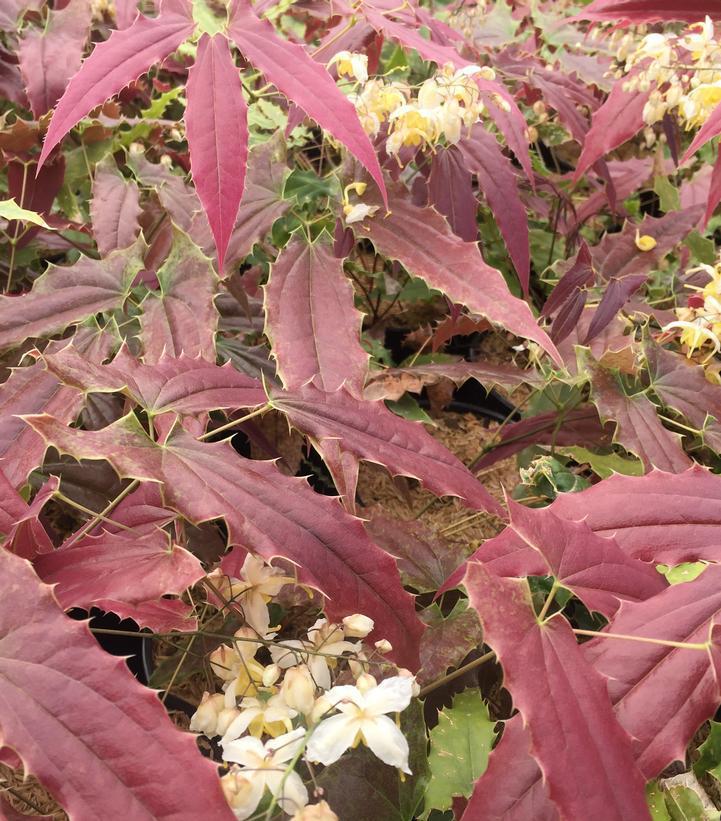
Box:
[221,692,296,742]
[342,614,374,639]
[305,675,414,773]
[635,231,657,252]
[218,555,295,635]
[270,618,356,690]
[281,665,317,715]
[328,51,369,83]
[343,202,380,225]
[222,728,309,819]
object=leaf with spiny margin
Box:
[0,198,50,228]
[42,346,267,415]
[227,0,386,208]
[424,689,496,815]
[360,181,561,365]
[271,383,505,516]
[264,239,368,396]
[138,230,218,363]
[90,158,142,256]
[550,465,721,564]
[418,600,483,686]
[18,0,91,118]
[0,243,143,350]
[0,468,54,560]
[0,548,234,820]
[694,720,721,784]
[575,0,721,23]
[24,412,424,669]
[38,0,195,167]
[186,33,248,271]
[585,355,692,473]
[464,562,650,820]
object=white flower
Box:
[305,676,414,773]
[271,619,356,690]
[222,728,309,819]
[343,203,380,225]
[189,692,226,735]
[281,665,317,715]
[235,554,295,635]
[328,51,368,83]
[221,693,296,743]
[342,614,374,638]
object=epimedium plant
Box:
[6,0,721,818]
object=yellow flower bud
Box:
[374,639,393,654]
[635,231,657,252]
[263,663,282,687]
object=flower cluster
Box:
[614,18,721,128]
[331,52,501,158]
[191,555,416,819]
[663,258,721,362]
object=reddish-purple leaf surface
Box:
[186,33,248,271]
[0,548,234,820]
[361,183,561,364]
[576,0,721,22]
[0,0,41,30]
[38,0,194,167]
[264,239,369,396]
[228,0,386,208]
[0,244,143,350]
[584,564,721,777]
[271,384,505,516]
[364,361,541,402]
[462,716,557,821]
[458,125,530,291]
[549,465,721,564]
[90,598,197,633]
[575,77,650,181]
[17,0,91,118]
[25,412,425,669]
[505,499,666,617]
[704,147,721,227]
[427,147,478,243]
[7,156,65,249]
[90,159,142,257]
[586,356,692,473]
[0,469,53,560]
[33,529,204,614]
[43,346,267,416]
[139,231,218,363]
[583,273,647,343]
[464,562,649,820]
[418,601,483,686]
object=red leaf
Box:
[0,469,54,560]
[542,242,594,318]
[505,499,666,617]
[550,465,721,564]
[186,33,248,272]
[228,0,386,208]
[17,0,91,118]
[583,273,647,343]
[576,0,721,23]
[704,146,721,227]
[361,182,561,365]
[90,158,142,256]
[0,548,233,819]
[464,562,649,820]
[586,356,692,473]
[6,156,65,249]
[90,598,197,632]
[33,529,204,615]
[585,564,721,777]
[38,0,194,167]
[271,383,505,516]
[139,231,218,363]
[25,413,425,669]
[265,239,368,396]
[575,79,650,182]
[427,146,478,243]
[458,126,530,291]
[0,244,143,350]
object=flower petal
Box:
[222,735,266,767]
[365,676,413,715]
[267,727,307,764]
[265,769,309,815]
[306,714,359,766]
[361,714,411,774]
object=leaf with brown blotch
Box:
[364,360,540,402]
[550,464,721,564]
[585,356,692,473]
[264,239,368,396]
[360,182,561,365]
[418,601,484,686]
[646,340,721,451]
[464,562,649,820]
[90,158,143,257]
[24,412,425,669]
[271,383,505,517]
[0,547,234,820]
[138,230,218,363]
[0,243,143,351]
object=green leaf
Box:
[657,562,708,586]
[0,198,50,228]
[423,690,496,815]
[647,782,673,821]
[386,394,435,425]
[664,784,718,820]
[694,721,721,782]
[561,446,645,479]
[654,176,681,214]
[685,230,717,265]
[192,0,227,35]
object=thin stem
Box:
[573,629,708,651]
[63,480,140,547]
[419,650,495,698]
[538,580,560,622]
[162,603,208,703]
[263,727,313,821]
[54,490,134,532]
[198,403,272,441]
